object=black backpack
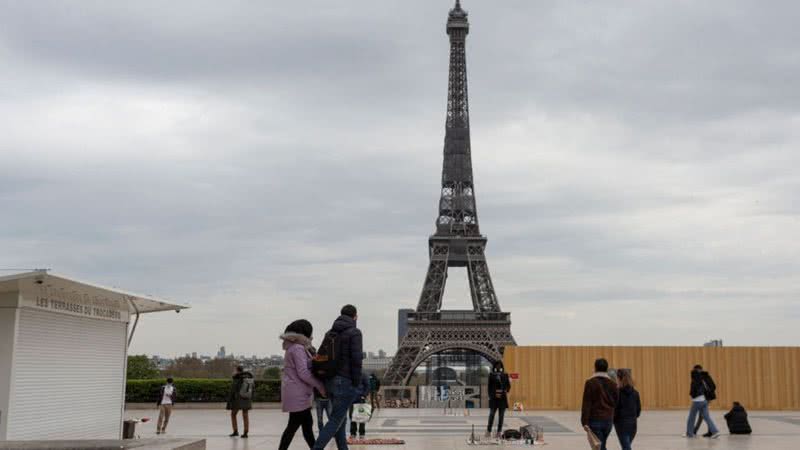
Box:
[312,331,340,380]
[703,374,717,401]
[502,429,522,440]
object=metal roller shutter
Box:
[8,308,126,439]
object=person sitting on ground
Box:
[724,402,752,435]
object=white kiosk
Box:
[0,271,187,440]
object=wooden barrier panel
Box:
[503,346,800,410]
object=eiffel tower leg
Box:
[384,244,449,385]
[466,243,501,313]
[384,324,431,385]
[416,243,450,312]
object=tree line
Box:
[126,355,281,380]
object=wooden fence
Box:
[503,346,800,410]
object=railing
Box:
[410,311,510,322]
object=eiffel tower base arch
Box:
[384,312,515,386]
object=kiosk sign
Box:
[23,284,128,322]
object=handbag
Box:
[584,425,601,450]
[351,403,373,423]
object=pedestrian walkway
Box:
[125,408,800,449]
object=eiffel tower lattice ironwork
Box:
[383,1,516,386]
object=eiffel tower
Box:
[383,1,515,386]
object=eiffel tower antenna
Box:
[384,1,515,386]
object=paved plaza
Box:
[125,408,800,449]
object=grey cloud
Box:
[1,1,798,356]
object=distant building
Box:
[398,308,414,346]
[192,352,197,359]
[704,339,723,347]
[363,356,393,373]
[217,346,226,359]
[378,349,387,359]
[267,355,284,368]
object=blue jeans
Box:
[314,376,358,450]
[588,419,613,450]
[615,420,637,450]
[686,400,718,436]
[314,397,333,433]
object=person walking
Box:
[613,369,641,450]
[278,320,327,450]
[313,304,363,450]
[226,365,254,438]
[580,358,619,450]
[156,377,177,434]
[486,361,511,439]
[690,365,718,437]
[368,374,381,411]
[313,388,333,434]
[724,402,752,434]
[685,365,720,439]
[348,376,371,440]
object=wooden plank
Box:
[504,346,800,410]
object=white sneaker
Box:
[711,432,721,439]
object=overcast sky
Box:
[2,1,798,358]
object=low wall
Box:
[504,346,800,410]
[125,402,281,410]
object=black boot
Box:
[229,431,239,437]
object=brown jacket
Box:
[581,374,619,426]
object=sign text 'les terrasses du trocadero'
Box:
[30,285,125,321]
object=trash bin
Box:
[123,420,137,439]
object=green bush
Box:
[126,378,280,403]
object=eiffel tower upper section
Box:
[436,0,479,239]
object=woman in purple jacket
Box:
[278,320,326,450]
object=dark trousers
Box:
[279,408,315,450]
[614,420,637,450]
[370,390,379,410]
[348,405,366,437]
[487,406,506,433]
[588,419,613,450]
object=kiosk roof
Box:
[0,271,189,313]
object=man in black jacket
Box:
[691,365,718,437]
[314,305,364,450]
[686,365,720,438]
